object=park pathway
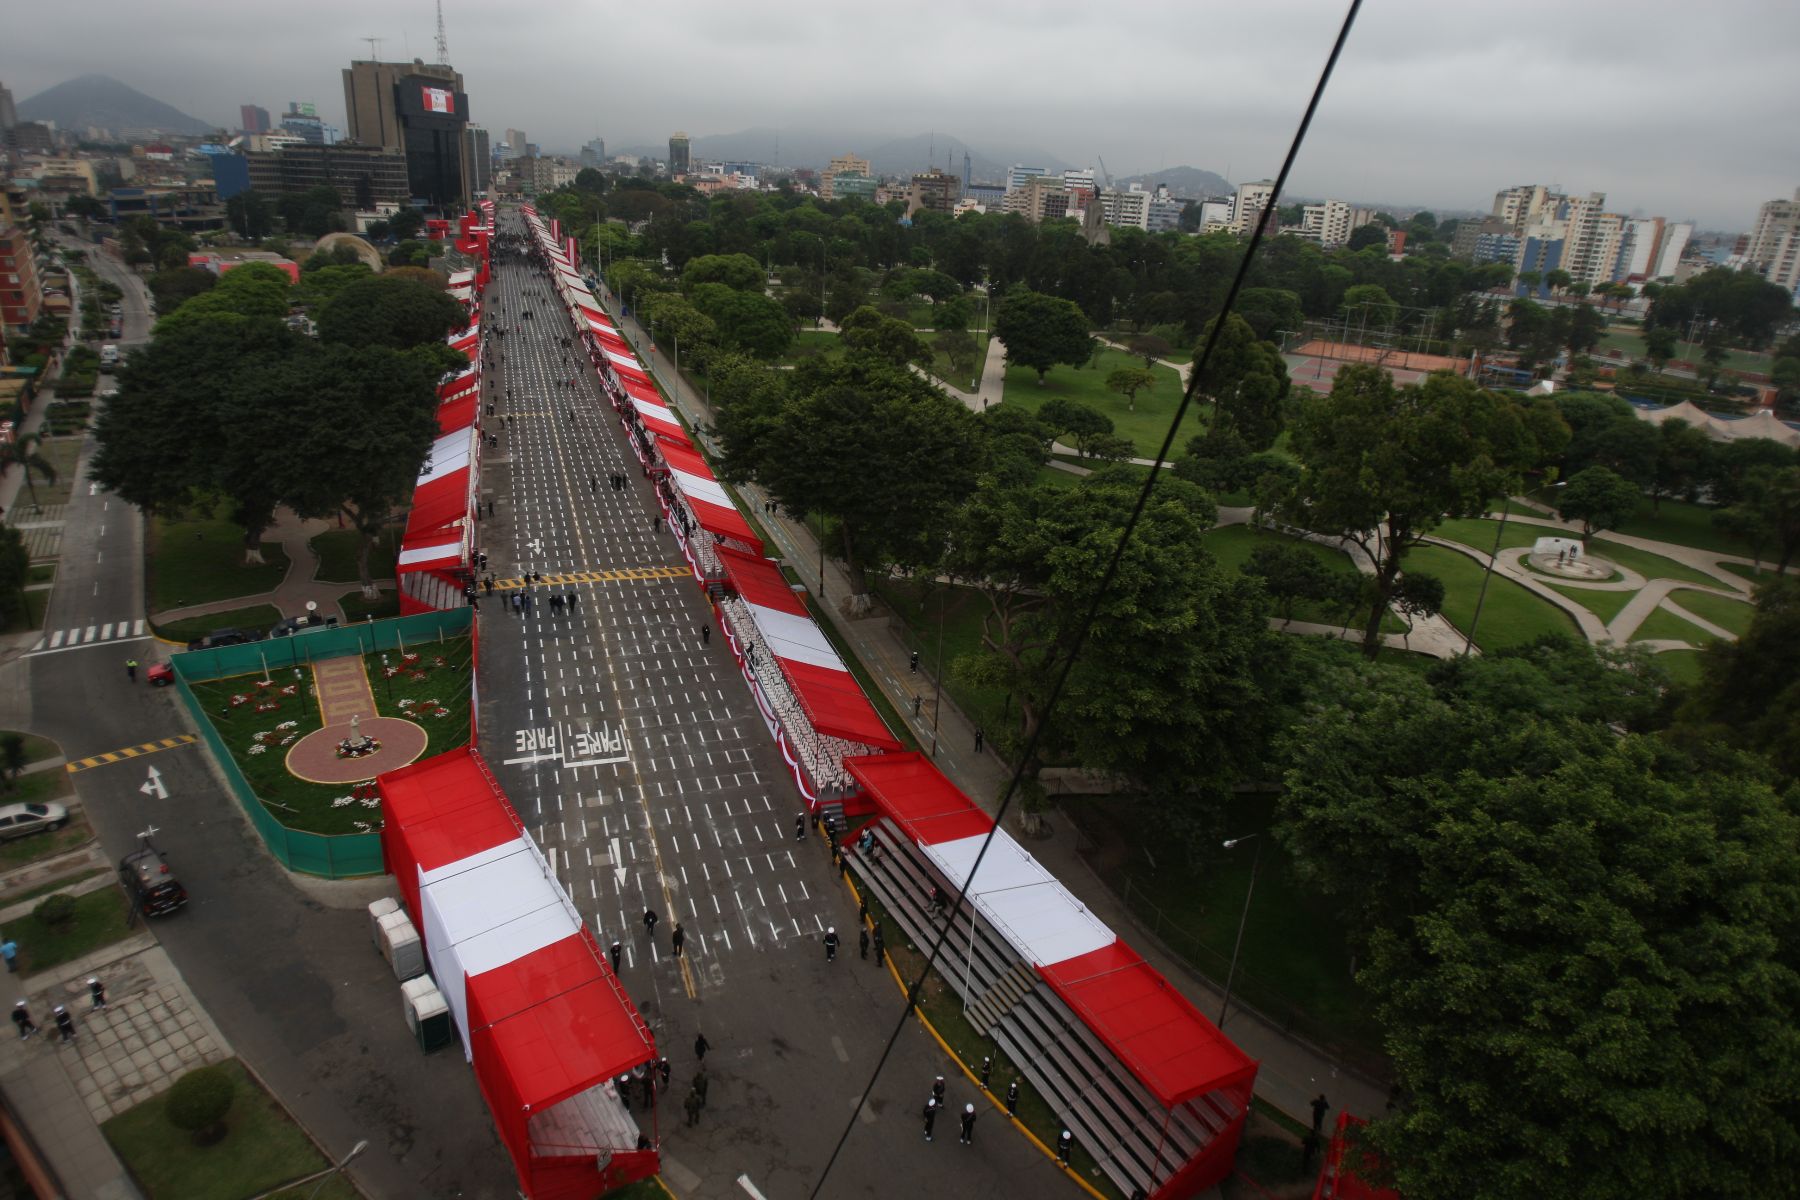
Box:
[310,656,377,726]
[150,509,394,628]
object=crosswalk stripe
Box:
[49,630,64,648]
[82,626,96,643]
[101,623,113,639]
[133,619,146,636]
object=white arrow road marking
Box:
[139,765,169,801]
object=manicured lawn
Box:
[999,347,1197,456]
[776,329,841,368]
[155,605,282,647]
[1610,498,1752,558]
[28,564,56,584]
[1035,465,1089,490]
[148,516,288,612]
[1713,559,1790,586]
[8,885,133,975]
[1589,538,1723,588]
[0,588,49,635]
[1076,791,1384,1072]
[1654,648,1705,686]
[308,527,399,584]
[1547,585,1636,626]
[0,730,60,768]
[1594,328,1771,375]
[1401,544,1581,652]
[874,579,1013,753]
[187,637,471,835]
[103,1058,354,1200]
[1200,524,1403,632]
[1631,603,1714,646]
[339,590,400,622]
[1428,517,1551,556]
[19,437,84,508]
[1665,588,1754,637]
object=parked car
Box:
[185,627,262,652]
[119,846,187,916]
[269,613,338,638]
[0,802,70,842]
[146,661,174,687]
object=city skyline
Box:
[5,0,1797,229]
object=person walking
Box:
[693,1069,709,1108]
[932,1076,946,1106]
[658,1058,672,1088]
[643,907,659,937]
[694,1031,710,1062]
[858,927,869,960]
[610,940,623,973]
[824,927,839,963]
[684,1087,702,1127]
[979,1056,993,1089]
[1311,1093,1330,1134]
[922,1097,939,1142]
[700,624,710,646]
[11,1001,35,1039]
[52,1005,75,1043]
[974,728,985,753]
[1057,1129,1074,1166]
[959,1103,977,1145]
[125,658,138,682]
[88,978,106,1010]
[671,923,686,957]
[0,940,16,973]
[793,812,806,841]
[1006,1078,1020,1117]
[872,922,885,966]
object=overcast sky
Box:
[7,0,1795,228]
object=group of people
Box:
[11,978,107,1044]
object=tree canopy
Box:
[993,287,1092,383]
[315,275,468,350]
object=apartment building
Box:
[820,152,870,201]
[1230,179,1276,235]
[0,189,40,334]
[1004,175,1069,223]
[1299,199,1366,248]
[1492,183,1564,233]
[1005,164,1048,193]
[1095,188,1150,231]
[906,169,958,216]
[1746,188,1800,295]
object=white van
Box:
[100,344,120,368]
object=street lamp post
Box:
[1217,834,1263,1030]
[815,511,826,604]
[379,653,393,703]
[305,1139,369,1200]
[1465,481,1563,655]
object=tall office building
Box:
[341,57,470,209]
[579,137,606,170]
[1653,222,1692,279]
[1005,164,1047,193]
[1746,188,1800,295]
[464,125,491,196]
[239,104,270,134]
[668,132,690,175]
[1230,179,1277,235]
[1559,192,1626,286]
[821,152,870,200]
[0,82,16,133]
[1492,184,1565,233]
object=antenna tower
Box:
[361,35,382,60]
[435,1,448,64]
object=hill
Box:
[1115,165,1232,200]
[17,74,214,137]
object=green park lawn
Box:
[1713,559,1791,586]
[776,329,841,368]
[308,527,399,584]
[1547,585,1636,627]
[1430,516,1555,557]
[0,589,49,635]
[874,578,1013,748]
[1200,524,1404,633]
[1401,544,1581,652]
[1610,498,1752,558]
[186,638,472,835]
[148,516,288,612]
[1594,328,1771,375]
[339,590,401,622]
[154,605,282,647]
[923,332,990,392]
[1665,588,1754,637]
[1652,648,1705,686]
[103,1059,357,1200]
[1588,537,1724,588]
[15,437,84,509]
[999,346,1195,456]
[1630,604,1715,646]
[8,886,134,975]
[1034,464,1088,490]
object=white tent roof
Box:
[922,833,1115,967]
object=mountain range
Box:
[17,74,215,137]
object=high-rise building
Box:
[1003,175,1069,223]
[0,82,16,132]
[579,138,607,170]
[0,188,44,334]
[464,125,491,197]
[239,104,270,135]
[906,169,958,216]
[1095,188,1150,231]
[1746,188,1800,295]
[1492,184,1565,233]
[1653,222,1692,279]
[1005,164,1047,193]
[1613,217,1664,281]
[821,152,870,200]
[341,57,470,208]
[279,103,330,145]
[668,132,691,175]
[1559,192,1625,286]
[1230,180,1276,236]
[1300,199,1362,248]
[244,142,411,211]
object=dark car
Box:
[268,613,338,638]
[119,846,187,916]
[185,627,261,652]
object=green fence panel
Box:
[166,612,469,879]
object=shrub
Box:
[165,1065,236,1145]
[33,893,76,928]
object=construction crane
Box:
[1096,156,1114,191]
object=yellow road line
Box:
[490,566,687,591]
[66,734,197,773]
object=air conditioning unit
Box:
[377,909,425,981]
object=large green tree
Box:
[1675,578,1800,779]
[993,288,1091,383]
[839,305,929,367]
[1556,465,1642,547]
[315,275,467,350]
[1195,313,1291,451]
[1286,365,1554,655]
[1279,678,1800,1200]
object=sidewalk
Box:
[149,508,392,627]
[606,292,1391,1126]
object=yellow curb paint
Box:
[66,735,197,773]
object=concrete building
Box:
[668,132,690,176]
[1062,168,1096,192]
[578,138,606,170]
[1004,175,1069,223]
[1746,188,1800,295]
[1451,216,1512,259]
[1197,198,1232,233]
[1300,199,1360,248]
[1614,217,1664,282]
[0,188,41,334]
[1096,188,1150,231]
[1559,193,1625,286]
[1005,164,1048,193]
[464,125,491,196]
[1143,185,1185,233]
[30,157,100,197]
[1492,184,1565,233]
[278,103,337,146]
[831,173,877,202]
[1653,221,1693,279]
[239,104,270,134]
[820,152,870,201]
[966,183,1006,209]
[907,169,958,216]
[1470,230,1522,267]
[341,57,469,208]
[245,142,411,211]
[1230,179,1276,235]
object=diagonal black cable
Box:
[808,3,1366,1194]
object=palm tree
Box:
[3,433,57,509]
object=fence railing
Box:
[170,608,473,879]
[1063,808,1392,1084]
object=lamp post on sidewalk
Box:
[930,578,946,756]
[1218,834,1263,1031]
[305,1139,368,1199]
[1464,481,1563,655]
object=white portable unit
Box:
[377,908,425,981]
[401,975,454,1051]
[367,897,400,950]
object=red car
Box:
[146,662,174,687]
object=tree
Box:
[146,266,216,314]
[1700,339,1729,390]
[1676,578,1800,779]
[1648,417,1714,511]
[166,1065,236,1146]
[682,253,764,293]
[387,206,427,242]
[1565,302,1604,354]
[1242,540,1337,624]
[0,732,24,789]
[315,276,467,350]
[1127,334,1172,369]
[224,189,273,240]
[933,329,980,379]
[1643,325,1678,372]
[691,286,792,360]
[1338,284,1399,331]
[993,288,1091,383]
[0,528,29,633]
[2,432,58,509]
[1278,692,1800,1200]
[1346,224,1386,252]
[1105,366,1157,413]
[839,306,929,367]
[1286,365,1550,656]
[1556,465,1642,547]
[1195,314,1290,452]
[1390,571,1445,649]
[1717,464,1800,572]
[1543,267,1573,297]
[1036,398,1115,459]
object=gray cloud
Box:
[6,0,1794,227]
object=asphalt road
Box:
[473,214,1082,1198]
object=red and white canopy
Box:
[657,439,760,550]
[408,426,477,537]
